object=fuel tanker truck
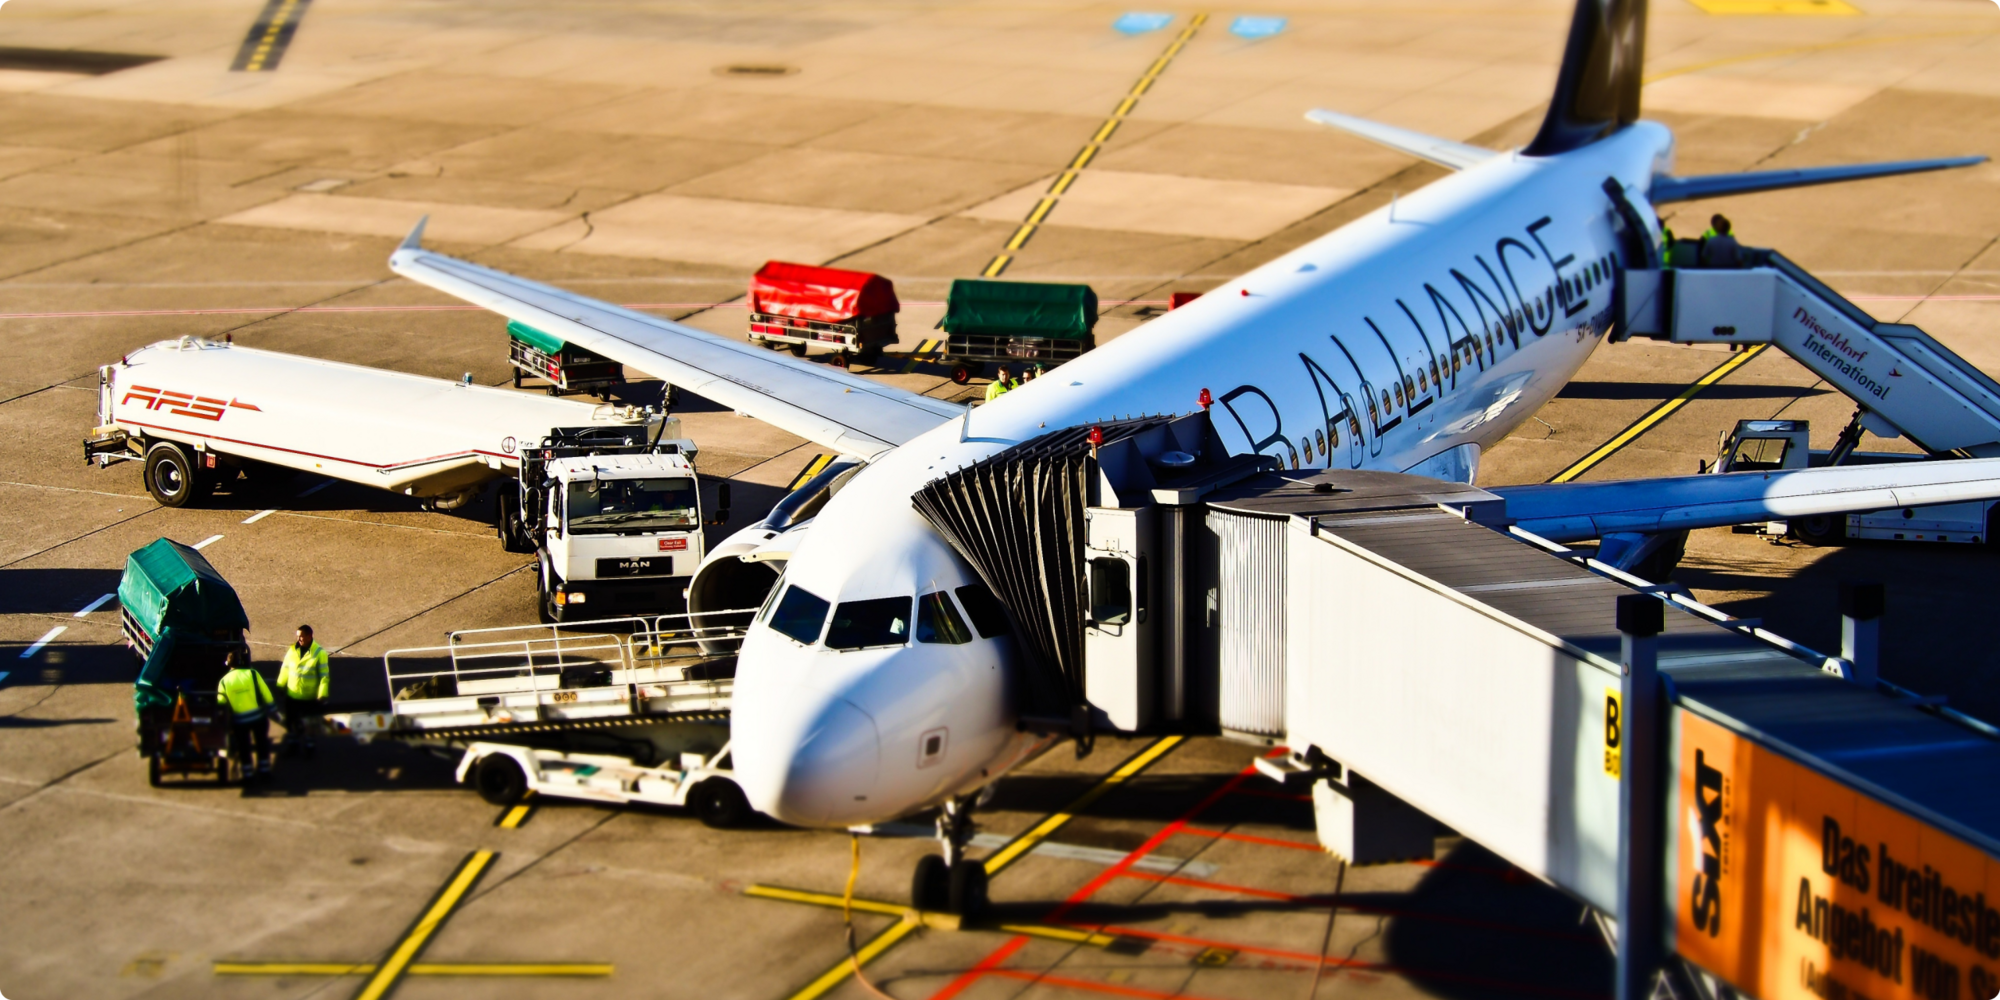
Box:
[85,336,711,621]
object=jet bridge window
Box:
[568,477,697,533]
[953,584,1012,639]
[1089,557,1132,626]
[769,585,831,645]
[916,592,972,644]
[827,596,913,650]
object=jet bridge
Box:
[1623,248,2000,459]
[919,416,2000,1000]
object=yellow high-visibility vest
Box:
[278,641,329,701]
[218,667,273,719]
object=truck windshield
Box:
[567,477,697,532]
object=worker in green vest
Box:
[983,364,1017,402]
[277,625,330,758]
[217,649,274,777]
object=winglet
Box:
[399,215,429,251]
[1305,109,1498,172]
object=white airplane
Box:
[390,0,1997,912]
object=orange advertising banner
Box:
[1675,710,2000,1000]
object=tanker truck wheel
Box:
[144,442,210,508]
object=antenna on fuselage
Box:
[960,400,973,443]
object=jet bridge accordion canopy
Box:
[748,261,899,324]
[912,417,1174,724]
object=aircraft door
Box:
[1083,506,1157,732]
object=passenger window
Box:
[769,585,830,645]
[826,596,913,650]
[954,583,1012,638]
[916,592,972,645]
[1090,557,1131,626]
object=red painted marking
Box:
[987,968,1232,1000]
[1229,787,1312,802]
[117,419,513,472]
[1121,870,1304,902]
[1177,827,1320,852]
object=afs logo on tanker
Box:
[121,385,261,422]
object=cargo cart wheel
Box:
[948,859,988,916]
[474,753,528,805]
[691,778,752,828]
[950,364,972,385]
[147,756,162,787]
[911,855,949,911]
[143,442,209,508]
[1793,514,1843,547]
[829,353,850,369]
[788,343,807,358]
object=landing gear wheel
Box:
[147,756,162,787]
[948,859,989,916]
[474,753,528,805]
[1793,514,1843,547]
[789,343,807,358]
[691,779,752,828]
[912,854,950,911]
[143,441,209,508]
[950,364,972,385]
[830,353,850,369]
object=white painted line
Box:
[192,535,224,550]
[74,593,115,617]
[19,626,65,659]
[297,480,334,497]
[242,509,276,524]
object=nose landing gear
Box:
[911,795,987,915]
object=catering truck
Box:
[86,336,710,621]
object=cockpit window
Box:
[952,584,1012,638]
[916,592,971,645]
[826,597,912,650]
[768,585,830,645]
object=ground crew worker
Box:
[984,365,1016,402]
[1701,214,1743,268]
[1659,219,1677,267]
[217,649,274,777]
[277,625,329,757]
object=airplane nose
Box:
[737,696,881,827]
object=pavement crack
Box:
[0,746,125,816]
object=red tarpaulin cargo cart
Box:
[747,261,899,368]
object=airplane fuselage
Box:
[730,122,1679,828]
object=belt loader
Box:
[339,611,757,826]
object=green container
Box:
[507,319,566,355]
[943,279,1097,341]
[120,538,248,640]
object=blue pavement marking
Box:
[1230,15,1287,38]
[1115,12,1174,34]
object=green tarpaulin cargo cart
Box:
[124,538,250,786]
[507,320,627,399]
[940,279,1098,384]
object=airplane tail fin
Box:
[1523,0,1647,157]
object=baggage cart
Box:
[123,538,251,786]
[746,261,899,368]
[508,319,626,398]
[939,279,1097,384]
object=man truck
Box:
[86,335,713,620]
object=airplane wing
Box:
[386,220,963,459]
[1493,458,2000,543]
[1304,109,1498,171]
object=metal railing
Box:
[382,607,759,708]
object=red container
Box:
[750,261,899,324]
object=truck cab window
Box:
[916,592,972,644]
[826,596,912,650]
[953,584,1012,638]
[568,477,697,533]
[769,585,830,645]
[1089,557,1131,625]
